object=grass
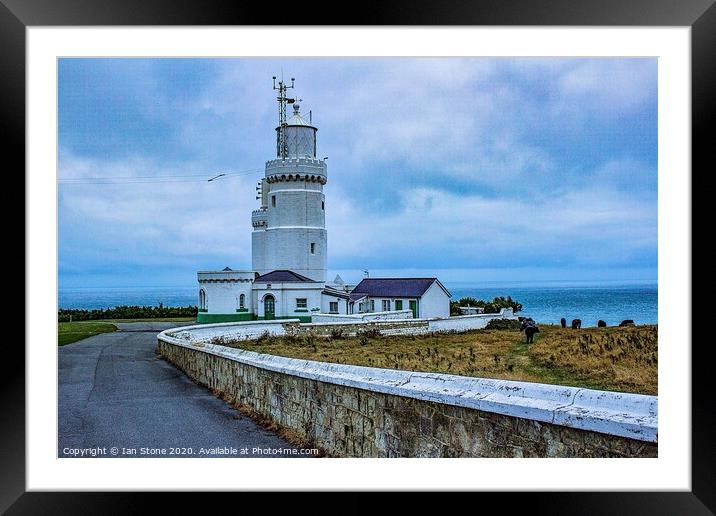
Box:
[227,324,657,395]
[58,321,118,346]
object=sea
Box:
[58,280,657,328]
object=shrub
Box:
[58,305,198,322]
[450,296,522,316]
[485,319,522,330]
[357,327,381,339]
[255,331,275,345]
[210,335,229,346]
[282,333,300,344]
[302,334,316,349]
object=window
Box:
[370,299,375,312]
[395,300,403,310]
[199,289,207,310]
[329,301,338,314]
[310,242,315,254]
[322,201,325,210]
[239,294,245,309]
[296,298,308,309]
[382,299,391,312]
[271,195,276,207]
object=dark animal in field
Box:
[619,319,635,327]
[560,318,567,328]
[524,324,540,344]
[597,320,607,327]
[571,319,582,329]
[520,318,536,331]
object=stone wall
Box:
[312,310,414,323]
[156,331,658,458]
[291,319,429,338]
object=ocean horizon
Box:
[58,279,657,327]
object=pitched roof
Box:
[322,287,350,299]
[254,270,317,283]
[350,278,451,298]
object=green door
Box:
[409,300,418,318]
[264,295,275,320]
[395,300,403,311]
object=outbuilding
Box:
[348,278,451,319]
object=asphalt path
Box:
[58,322,303,458]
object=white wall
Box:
[362,309,414,321]
[263,227,327,282]
[251,229,266,275]
[351,287,448,319]
[168,320,293,342]
[253,283,324,318]
[419,281,450,318]
[262,160,328,282]
[200,281,254,314]
[312,309,413,323]
[320,294,348,315]
[427,309,516,332]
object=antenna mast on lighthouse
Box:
[272,75,296,159]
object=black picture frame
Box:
[4,0,710,512]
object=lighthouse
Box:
[196,75,449,323]
[252,77,328,282]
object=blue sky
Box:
[58,58,657,288]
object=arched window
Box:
[199,289,207,310]
[239,294,245,309]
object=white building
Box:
[197,267,255,322]
[348,278,451,319]
[197,78,450,323]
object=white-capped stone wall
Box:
[157,325,659,458]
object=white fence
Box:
[427,308,516,332]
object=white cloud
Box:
[326,178,656,269]
[59,148,261,270]
[557,59,657,116]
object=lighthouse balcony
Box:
[265,157,327,185]
[252,208,268,228]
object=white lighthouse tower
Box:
[252,77,328,282]
[197,76,351,324]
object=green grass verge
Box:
[58,322,118,346]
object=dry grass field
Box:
[225,324,658,395]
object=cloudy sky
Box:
[58,58,657,288]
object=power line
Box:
[57,168,263,185]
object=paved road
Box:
[59,322,301,458]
